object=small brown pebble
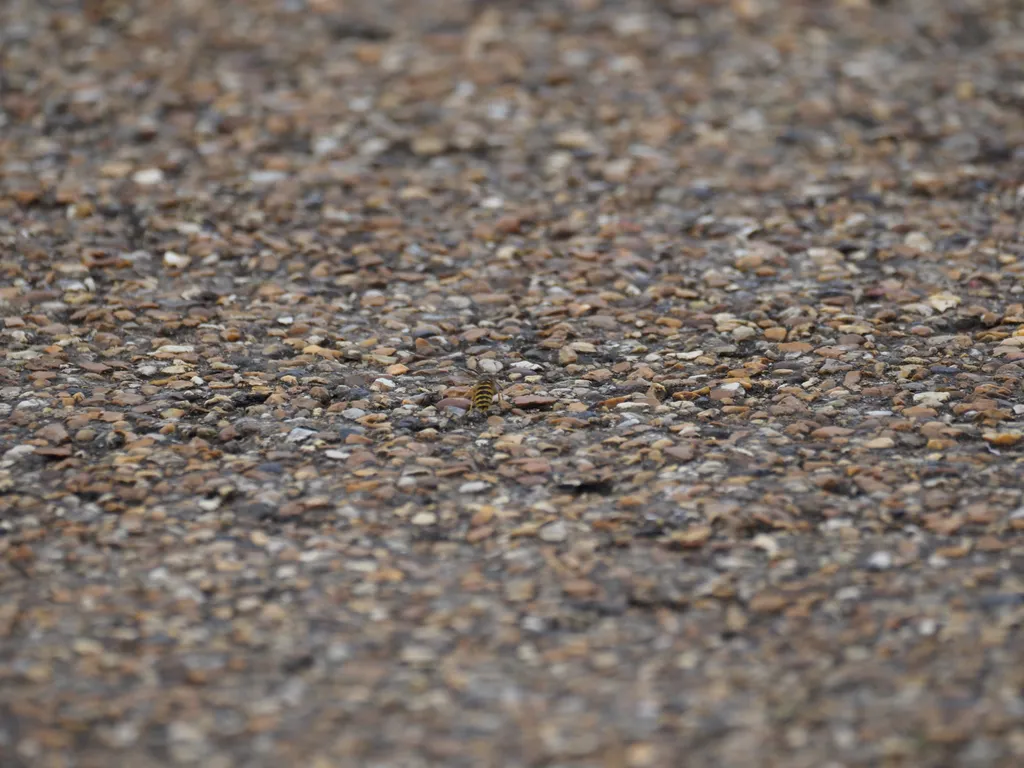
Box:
[36,423,69,444]
[983,432,1022,447]
[562,579,598,598]
[749,592,788,614]
[34,446,72,459]
[663,443,697,462]
[666,525,712,549]
[504,579,536,603]
[218,425,240,442]
[810,426,855,439]
[778,342,813,353]
[512,396,557,408]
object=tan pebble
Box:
[864,437,895,449]
[555,128,597,150]
[539,520,568,542]
[260,603,288,622]
[36,423,69,443]
[602,158,633,183]
[617,494,647,509]
[495,215,522,234]
[667,525,712,548]
[810,426,854,439]
[725,604,749,632]
[21,663,52,683]
[778,341,812,352]
[218,425,239,442]
[373,568,405,583]
[983,431,1022,446]
[626,742,657,768]
[504,578,535,602]
[584,368,613,383]
[470,507,495,526]
[400,645,437,665]
[902,406,937,418]
[512,395,557,408]
[73,638,103,656]
[732,325,757,341]
[466,525,494,543]
[562,579,597,598]
[749,592,788,614]
[412,135,447,156]
[734,252,764,272]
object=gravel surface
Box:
[2,1,1024,766]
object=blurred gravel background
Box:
[2,1,1024,766]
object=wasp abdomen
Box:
[468,378,497,413]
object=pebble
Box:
[162,251,191,269]
[249,170,288,184]
[539,520,569,543]
[286,428,315,443]
[132,168,165,185]
[867,551,894,570]
[864,437,895,449]
[732,325,757,341]
[411,511,437,526]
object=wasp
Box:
[467,376,499,415]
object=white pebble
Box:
[411,511,437,526]
[249,170,288,185]
[149,345,194,355]
[286,428,316,443]
[539,520,568,543]
[867,551,893,570]
[162,251,191,269]
[132,168,164,186]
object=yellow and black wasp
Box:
[467,375,499,416]
[440,362,507,420]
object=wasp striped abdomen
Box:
[468,377,497,414]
